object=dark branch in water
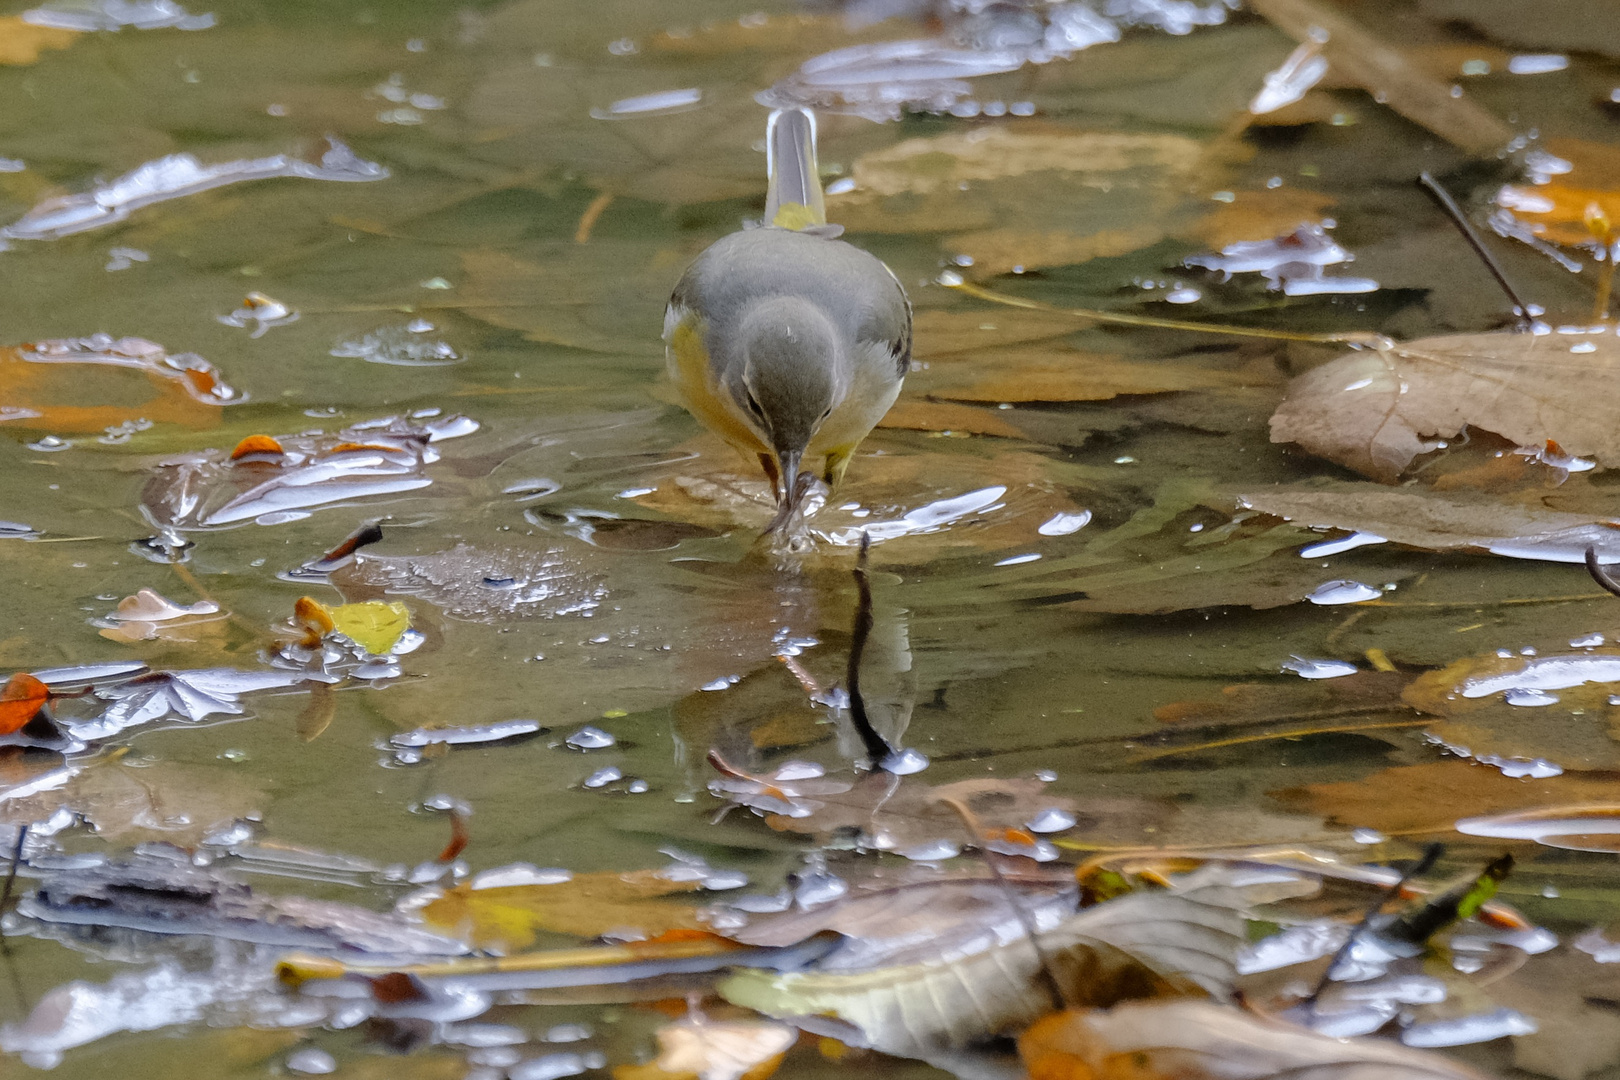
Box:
[846,532,892,768]
[1587,546,1620,598]
[0,826,27,918]
[1418,171,1532,327]
[1304,842,1443,1013]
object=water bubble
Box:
[1570,633,1605,648]
[880,747,930,774]
[1352,828,1386,844]
[286,1048,337,1075]
[1503,688,1559,707]
[1306,580,1381,605]
[565,726,614,749]
[898,839,962,860]
[1038,510,1092,536]
[1507,54,1568,75]
[1026,808,1077,833]
[471,864,571,889]
[1282,656,1358,679]
[583,766,622,789]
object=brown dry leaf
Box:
[1238,484,1620,563]
[1495,137,1620,249]
[420,870,707,952]
[0,337,235,434]
[1483,941,1620,1080]
[1187,188,1338,249]
[1271,760,1620,836]
[0,756,265,845]
[0,672,49,735]
[1248,0,1513,156]
[0,16,76,65]
[1269,329,1620,481]
[1020,999,1493,1080]
[1397,650,1620,772]
[915,344,1260,404]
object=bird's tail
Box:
[764,107,826,231]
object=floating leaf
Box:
[722,876,1250,1058]
[1019,999,1494,1080]
[0,672,49,735]
[1187,187,1338,248]
[421,870,707,952]
[1493,137,1620,249]
[295,597,410,655]
[0,755,267,845]
[1270,330,1620,481]
[0,335,237,434]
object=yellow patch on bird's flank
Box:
[668,318,768,456]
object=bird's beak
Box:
[765,447,806,533]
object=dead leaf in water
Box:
[0,756,265,845]
[1270,330,1620,481]
[1020,999,1494,1080]
[0,336,237,434]
[1272,760,1620,836]
[0,16,76,66]
[616,1016,796,1080]
[0,673,49,735]
[915,344,1260,404]
[1494,138,1620,250]
[421,870,707,951]
[1249,0,1512,156]
[1239,484,1620,564]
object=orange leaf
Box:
[0,672,48,735]
[0,338,235,434]
[230,434,285,460]
[0,16,76,66]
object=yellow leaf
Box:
[0,16,76,66]
[295,597,410,654]
[421,870,706,952]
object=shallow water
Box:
[2,0,1619,1076]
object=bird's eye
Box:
[819,407,832,421]
[744,392,765,420]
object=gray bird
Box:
[663,107,911,530]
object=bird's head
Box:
[734,295,849,515]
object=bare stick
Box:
[1419,172,1532,326]
[0,826,26,917]
[940,275,1394,348]
[1304,842,1443,1013]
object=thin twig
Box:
[846,532,891,767]
[1418,172,1532,326]
[936,795,1069,1013]
[1587,546,1620,598]
[574,192,615,244]
[940,276,1394,348]
[1304,843,1443,1013]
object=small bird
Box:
[663,107,911,531]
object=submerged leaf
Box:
[421,870,707,952]
[0,335,237,434]
[0,756,266,845]
[627,1016,796,1080]
[1019,999,1494,1079]
[1270,330,1620,481]
[0,16,75,66]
